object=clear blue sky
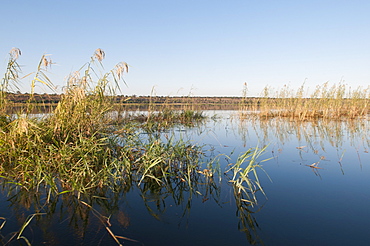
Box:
[1,0,370,96]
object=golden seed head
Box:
[9,47,21,59]
[94,48,105,62]
[67,71,80,87]
[42,56,52,68]
[114,62,129,79]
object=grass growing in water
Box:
[0,47,272,197]
[0,48,129,194]
[225,145,271,205]
[0,49,269,194]
[240,82,370,120]
[120,108,206,133]
[0,48,271,245]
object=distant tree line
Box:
[6,93,61,104]
[6,93,257,105]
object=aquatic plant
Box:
[225,145,271,206]
[0,48,128,194]
[0,48,272,245]
[0,141,269,245]
[240,82,370,120]
[120,109,206,133]
[0,48,258,196]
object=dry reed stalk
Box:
[240,82,370,120]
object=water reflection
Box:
[234,115,370,172]
[2,110,369,245]
[237,116,370,150]
[235,196,264,245]
[0,152,267,245]
[1,185,128,245]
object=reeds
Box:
[0,48,263,203]
[225,145,271,206]
[0,48,22,113]
[0,49,128,193]
[0,48,274,245]
[240,82,370,120]
[120,108,205,133]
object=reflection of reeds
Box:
[0,187,141,245]
[238,117,370,151]
[240,82,370,120]
[235,196,264,245]
[236,113,369,175]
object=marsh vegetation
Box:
[240,82,370,120]
[1,48,370,245]
[0,49,271,245]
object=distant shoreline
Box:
[5,93,255,105]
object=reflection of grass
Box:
[240,82,370,120]
[235,196,264,245]
[237,116,370,154]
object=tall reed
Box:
[240,82,370,120]
[0,48,131,194]
[0,48,22,114]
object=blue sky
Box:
[1,0,370,96]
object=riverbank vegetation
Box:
[240,82,370,120]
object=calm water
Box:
[1,110,370,245]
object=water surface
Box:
[1,110,369,245]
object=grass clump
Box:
[1,61,118,194]
[225,145,271,206]
[0,48,129,194]
[0,48,211,197]
[122,108,206,133]
[0,48,22,116]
